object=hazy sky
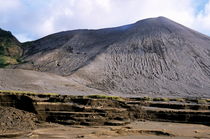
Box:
[0,0,210,42]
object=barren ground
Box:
[4,121,209,139]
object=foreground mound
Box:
[0,106,38,133]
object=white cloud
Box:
[195,1,210,35]
[0,0,21,12]
[0,0,210,42]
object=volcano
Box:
[1,17,210,97]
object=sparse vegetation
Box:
[170,98,185,102]
[197,99,208,104]
[0,28,22,67]
[0,90,58,95]
[0,55,18,67]
[142,97,153,101]
[87,94,124,101]
[153,97,169,102]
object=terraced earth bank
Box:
[0,92,210,138]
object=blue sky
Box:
[0,0,210,42]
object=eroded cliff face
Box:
[0,93,140,126]
[0,92,210,127]
[10,17,210,97]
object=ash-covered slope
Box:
[18,17,210,97]
[20,26,125,75]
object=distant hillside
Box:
[0,28,22,67]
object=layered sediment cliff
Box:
[0,92,209,127]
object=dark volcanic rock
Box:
[15,17,210,97]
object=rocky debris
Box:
[0,106,38,133]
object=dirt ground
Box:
[1,121,208,139]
